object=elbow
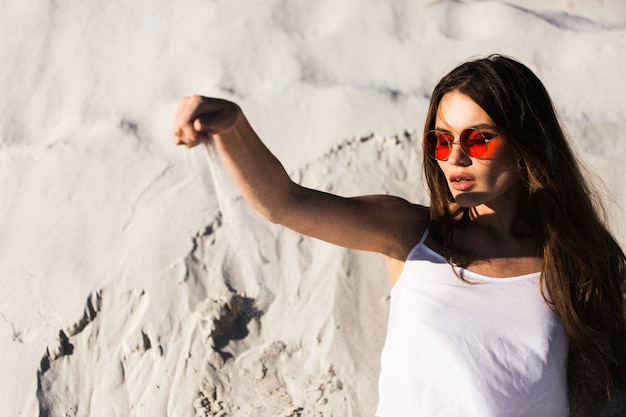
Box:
[249,184,303,226]
[247,194,290,225]
[256,204,285,225]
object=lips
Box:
[449,173,476,191]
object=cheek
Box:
[436,160,449,178]
[485,160,522,191]
[481,139,506,159]
[482,140,519,170]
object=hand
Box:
[172,95,241,148]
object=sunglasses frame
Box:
[423,128,503,161]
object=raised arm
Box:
[172,95,427,261]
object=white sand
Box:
[2,0,625,415]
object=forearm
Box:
[212,111,295,223]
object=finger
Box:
[193,118,205,133]
[173,126,196,147]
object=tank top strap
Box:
[417,226,429,245]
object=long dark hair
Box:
[423,54,626,416]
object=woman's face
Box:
[435,91,521,214]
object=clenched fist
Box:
[172,95,241,148]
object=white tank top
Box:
[376,230,569,417]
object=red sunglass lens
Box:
[435,141,451,160]
[427,131,452,160]
[462,129,487,157]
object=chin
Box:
[452,193,485,208]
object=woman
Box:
[173,55,626,416]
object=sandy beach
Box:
[2,1,626,415]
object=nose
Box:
[446,141,471,166]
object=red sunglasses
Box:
[423,128,503,161]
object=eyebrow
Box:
[434,123,500,132]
